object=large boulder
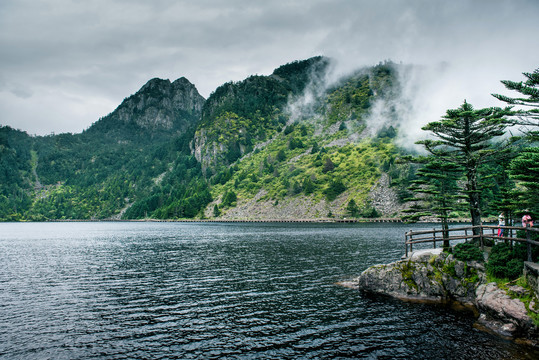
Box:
[475,282,538,340]
[358,251,483,306]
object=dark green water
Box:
[0,222,537,359]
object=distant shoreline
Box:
[30,217,498,224]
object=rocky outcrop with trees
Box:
[357,248,538,344]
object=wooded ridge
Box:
[1,58,537,223]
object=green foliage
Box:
[198,58,332,167]
[0,115,212,220]
[322,157,335,173]
[402,156,463,245]
[325,63,398,126]
[326,74,372,125]
[221,190,237,208]
[492,67,539,139]
[0,126,34,220]
[324,178,346,201]
[272,56,330,94]
[453,243,484,262]
[207,117,399,217]
[417,101,514,230]
[486,243,525,280]
[511,240,539,262]
[288,136,305,150]
[399,260,419,291]
[0,58,410,221]
[360,202,380,218]
[510,147,539,217]
[302,176,316,195]
[346,199,360,217]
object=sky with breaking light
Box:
[1,0,538,136]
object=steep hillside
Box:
[0,57,416,221]
[0,77,209,221]
[194,56,330,171]
[204,60,413,220]
[86,77,204,138]
[0,126,34,220]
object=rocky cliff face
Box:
[108,77,205,132]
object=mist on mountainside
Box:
[0,55,526,222]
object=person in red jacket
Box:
[522,210,534,228]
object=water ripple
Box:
[1,222,538,359]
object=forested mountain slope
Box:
[1,57,430,221]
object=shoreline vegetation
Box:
[6,217,501,223]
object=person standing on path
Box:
[497,214,505,237]
[522,210,534,228]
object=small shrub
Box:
[221,190,237,207]
[486,243,524,280]
[453,243,484,262]
[442,261,457,277]
[505,258,525,280]
[512,242,539,262]
[323,178,345,201]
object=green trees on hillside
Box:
[509,146,539,215]
[4,60,537,223]
[197,58,334,171]
[272,56,330,94]
[0,126,33,220]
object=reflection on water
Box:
[0,222,537,359]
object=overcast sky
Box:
[1,0,538,136]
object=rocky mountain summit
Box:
[89,77,205,135]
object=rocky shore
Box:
[356,249,539,344]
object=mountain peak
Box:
[89,76,205,135]
[139,77,171,91]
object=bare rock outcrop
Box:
[368,173,405,217]
[358,251,482,306]
[99,77,204,133]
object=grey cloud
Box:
[0,0,538,135]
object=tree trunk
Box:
[442,220,450,250]
[467,172,482,237]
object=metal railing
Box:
[405,225,539,261]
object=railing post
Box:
[465,228,468,244]
[480,225,484,251]
[433,228,436,249]
[527,225,532,262]
[405,232,408,258]
[409,230,413,254]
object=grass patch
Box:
[399,260,419,291]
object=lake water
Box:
[1,221,537,359]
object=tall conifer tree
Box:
[417,101,512,235]
[492,68,538,136]
[493,69,539,219]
